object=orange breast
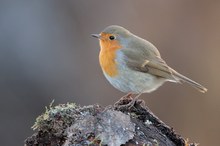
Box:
[99,36,121,77]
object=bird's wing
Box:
[120,48,179,82]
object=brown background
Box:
[0,0,219,145]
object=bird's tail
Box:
[172,70,207,93]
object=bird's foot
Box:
[114,93,133,107]
[103,93,133,112]
[114,93,143,110]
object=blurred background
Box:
[0,0,219,145]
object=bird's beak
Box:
[91,34,101,39]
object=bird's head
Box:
[92,25,131,51]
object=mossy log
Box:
[25,98,197,146]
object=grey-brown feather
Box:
[120,35,207,93]
[121,47,178,82]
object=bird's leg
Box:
[105,93,133,111]
[122,92,133,99]
[119,92,133,100]
[126,93,142,108]
[114,92,133,107]
[114,93,143,109]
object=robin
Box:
[92,25,207,105]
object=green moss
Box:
[32,100,77,135]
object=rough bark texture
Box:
[25,98,197,146]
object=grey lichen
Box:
[64,109,135,146]
[98,110,135,145]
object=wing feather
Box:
[121,48,178,81]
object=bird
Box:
[92,25,207,105]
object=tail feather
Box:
[172,71,207,93]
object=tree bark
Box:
[25,98,197,146]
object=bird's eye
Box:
[109,35,115,40]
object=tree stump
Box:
[25,98,197,146]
